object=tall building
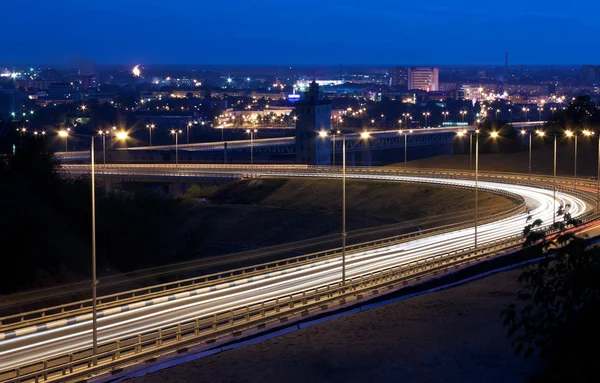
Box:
[295,81,331,165]
[408,67,439,91]
[581,65,599,82]
[391,67,407,86]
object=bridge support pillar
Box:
[168,183,187,196]
[101,180,122,191]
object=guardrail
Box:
[3,210,597,383]
[0,178,525,331]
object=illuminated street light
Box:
[319,131,328,138]
[145,123,156,146]
[246,129,258,164]
[170,129,183,165]
[360,131,370,139]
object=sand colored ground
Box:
[131,268,538,383]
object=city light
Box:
[132,65,141,77]
[116,131,128,140]
[58,130,69,137]
[360,132,370,139]
[319,131,328,138]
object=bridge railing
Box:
[0,174,526,331]
[2,210,597,383]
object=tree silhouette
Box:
[501,212,600,382]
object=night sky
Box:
[3,0,598,66]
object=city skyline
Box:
[2,0,599,66]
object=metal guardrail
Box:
[3,210,597,383]
[7,167,591,332]
[0,178,525,330]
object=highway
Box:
[0,170,592,378]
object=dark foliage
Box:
[502,211,600,382]
[0,141,204,294]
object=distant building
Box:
[408,67,439,91]
[391,67,407,86]
[295,81,331,166]
[581,65,600,83]
[0,89,23,120]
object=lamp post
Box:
[422,112,430,127]
[146,124,155,146]
[186,122,192,144]
[460,110,467,122]
[508,108,513,122]
[474,129,480,248]
[399,129,412,167]
[332,129,340,166]
[565,130,578,190]
[246,129,257,164]
[58,128,70,152]
[170,129,182,165]
[98,130,107,164]
[495,109,500,120]
[442,111,449,122]
[522,107,529,122]
[520,129,532,179]
[57,130,126,366]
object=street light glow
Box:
[115,131,128,140]
[360,132,370,139]
[490,131,499,138]
[536,130,545,137]
[319,131,328,138]
[132,65,141,77]
[58,130,68,137]
[565,130,574,137]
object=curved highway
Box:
[0,172,592,375]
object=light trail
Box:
[0,173,591,372]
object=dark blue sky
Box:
[2,0,598,66]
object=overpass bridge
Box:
[55,126,471,165]
[53,122,547,165]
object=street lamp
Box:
[246,129,258,164]
[460,110,467,122]
[495,109,500,120]
[58,128,70,152]
[331,129,341,166]
[186,122,192,144]
[422,112,431,127]
[380,114,386,128]
[56,130,126,366]
[98,130,108,164]
[566,129,595,190]
[522,107,530,122]
[145,124,155,146]
[442,111,449,122]
[399,129,412,167]
[170,129,183,165]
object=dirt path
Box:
[130,268,538,383]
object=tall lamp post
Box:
[442,111,449,122]
[474,129,480,248]
[522,107,530,122]
[186,122,192,144]
[460,110,467,122]
[399,129,412,167]
[422,112,431,127]
[98,130,108,164]
[246,129,257,164]
[331,129,340,166]
[58,128,71,152]
[57,130,127,366]
[146,124,155,146]
[170,129,182,165]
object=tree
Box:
[501,213,600,382]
